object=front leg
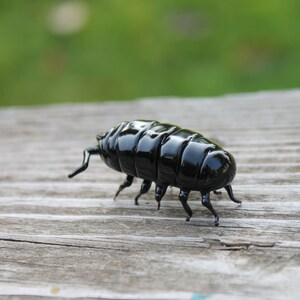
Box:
[68,146,99,178]
[114,175,134,200]
[134,180,152,205]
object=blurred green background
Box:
[1,0,300,106]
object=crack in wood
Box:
[0,238,130,252]
[220,241,275,248]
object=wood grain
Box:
[0,90,299,299]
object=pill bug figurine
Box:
[68,120,241,226]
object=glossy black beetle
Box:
[68,120,241,226]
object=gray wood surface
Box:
[0,91,299,300]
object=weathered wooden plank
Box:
[0,90,300,299]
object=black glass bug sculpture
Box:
[68,120,241,226]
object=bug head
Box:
[96,133,104,141]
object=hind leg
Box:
[155,184,167,210]
[201,192,219,226]
[225,185,241,204]
[134,180,152,205]
[179,189,193,221]
[114,175,134,200]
